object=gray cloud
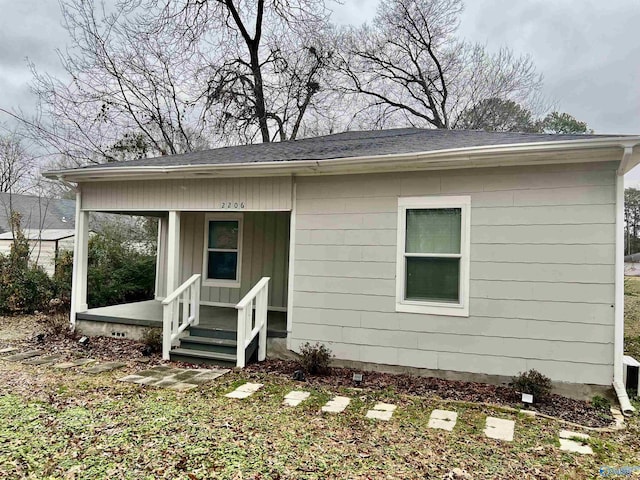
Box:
[2,0,639,175]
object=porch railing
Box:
[162,274,201,360]
[235,277,270,368]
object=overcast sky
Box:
[1,0,639,178]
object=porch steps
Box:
[169,326,258,368]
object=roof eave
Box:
[43,136,640,182]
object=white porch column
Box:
[70,191,89,329]
[155,215,169,299]
[166,211,181,295]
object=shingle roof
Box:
[74,128,617,170]
[0,193,75,234]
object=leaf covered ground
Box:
[1,316,639,479]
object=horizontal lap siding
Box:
[291,162,617,385]
[80,177,292,211]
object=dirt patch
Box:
[246,359,613,428]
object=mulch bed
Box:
[246,359,614,428]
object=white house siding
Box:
[177,211,290,308]
[290,161,618,386]
[80,177,292,212]
[0,237,73,276]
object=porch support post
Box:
[166,211,181,295]
[70,191,89,329]
[155,215,169,299]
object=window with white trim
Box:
[203,214,243,287]
[396,196,470,316]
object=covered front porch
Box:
[69,176,294,367]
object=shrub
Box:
[591,395,611,411]
[54,226,156,308]
[510,369,552,402]
[142,328,163,353]
[40,312,74,338]
[0,213,55,315]
[298,342,333,375]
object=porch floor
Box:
[76,300,287,338]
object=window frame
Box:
[202,213,243,288]
[395,195,471,317]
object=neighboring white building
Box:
[44,128,640,408]
[0,228,75,276]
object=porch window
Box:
[203,215,242,287]
[396,196,470,316]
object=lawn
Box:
[1,317,639,479]
[625,276,640,359]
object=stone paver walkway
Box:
[0,347,18,354]
[366,402,396,421]
[53,358,97,369]
[321,395,351,413]
[84,362,127,374]
[23,355,63,366]
[428,409,458,431]
[559,429,593,455]
[3,350,43,362]
[226,382,263,399]
[120,366,229,390]
[484,417,515,442]
[283,390,310,406]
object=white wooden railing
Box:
[162,274,201,360]
[235,277,270,367]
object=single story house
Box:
[44,128,640,409]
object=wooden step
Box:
[189,326,236,340]
[179,336,237,355]
[169,348,236,368]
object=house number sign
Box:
[220,202,246,209]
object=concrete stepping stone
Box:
[2,350,43,362]
[0,347,18,354]
[484,416,515,442]
[168,382,199,392]
[283,390,310,406]
[53,358,96,369]
[366,402,397,421]
[428,409,458,431]
[225,382,263,399]
[23,355,63,366]
[119,367,229,388]
[559,429,593,455]
[321,396,351,413]
[83,361,126,374]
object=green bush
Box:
[55,229,156,308]
[510,369,552,402]
[298,342,333,375]
[0,214,55,315]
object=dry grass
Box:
[625,277,640,358]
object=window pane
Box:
[405,257,459,302]
[406,208,461,254]
[208,221,238,249]
[207,251,238,280]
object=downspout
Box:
[614,146,636,415]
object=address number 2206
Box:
[220,202,245,209]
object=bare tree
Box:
[158,0,338,143]
[336,0,543,130]
[0,133,33,194]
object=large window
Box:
[203,215,242,287]
[396,196,470,316]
